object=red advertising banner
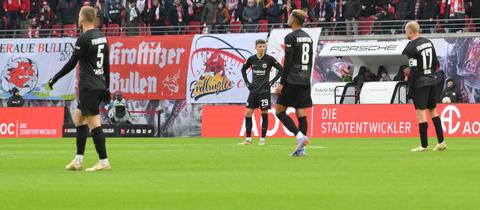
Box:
[202,104,480,138]
[0,107,64,138]
[108,35,194,100]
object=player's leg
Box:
[259,109,268,145]
[428,86,446,151]
[296,109,308,136]
[239,108,255,145]
[275,104,299,136]
[259,94,271,145]
[65,108,87,170]
[85,114,111,171]
[411,87,429,152]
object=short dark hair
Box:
[255,39,266,46]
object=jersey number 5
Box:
[97,45,104,68]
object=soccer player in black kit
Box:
[48,6,112,171]
[402,21,446,152]
[239,39,283,146]
[275,10,313,157]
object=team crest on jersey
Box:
[189,36,252,100]
[262,63,267,68]
[0,56,39,96]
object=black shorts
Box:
[246,93,271,110]
[77,88,104,116]
[413,85,437,110]
[277,83,312,109]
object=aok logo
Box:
[0,123,15,135]
[441,105,461,134]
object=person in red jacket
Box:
[4,0,24,30]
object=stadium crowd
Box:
[0,0,479,37]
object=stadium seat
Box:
[51,24,62,37]
[258,19,269,32]
[63,24,78,37]
[358,16,375,35]
[187,21,201,34]
[230,21,242,33]
[106,24,121,36]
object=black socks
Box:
[419,122,428,148]
[298,117,307,136]
[245,117,252,138]
[91,127,108,159]
[432,116,445,144]
[261,113,268,138]
[76,125,88,155]
[276,111,299,135]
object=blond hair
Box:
[79,6,97,24]
[405,21,420,34]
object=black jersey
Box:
[51,29,110,90]
[241,54,283,94]
[402,37,439,88]
[280,29,313,86]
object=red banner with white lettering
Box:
[202,104,480,138]
[0,107,64,138]
[108,35,193,99]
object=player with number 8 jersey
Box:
[274,9,313,157]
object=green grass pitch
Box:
[1,137,480,210]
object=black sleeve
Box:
[269,56,283,85]
[51,36,84,84]
[403,44,418,90]
[281,35,294,85]
[104,42,110,90]
[241,57,252,86]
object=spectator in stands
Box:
[393,65,410,82]
[468,0,479,32]
[266,0,283,27]
[57,0,78,27]
[192,0,206,22]
[242,0,261,32]
[420,0,438,33]
[124,0,141,36]
[39,0,54,37]
[28,0,42,20]
[354,66,378,88]
[282,0,295,26]
[200,0,218,32]
[94,0,105,28]
[184,0,195,24]
[440,0,465,33]
[226,0,239,22]
[168,0,186,27]
[344,0,362,35]
[373,6,394,34]
[377,65,391,81]
[393,0,413,34]
[108,92,131,124]
[312,0,333,24]
[375,0,389,7]
[213,1,230,33]
[28,17,40,37]
[330,0,344,35]
[4,0,24,31]
[7,88,24,107]
[149,0,168,35]
[442,78,463,103]
[360,0,375,18]
[105,0,123,26]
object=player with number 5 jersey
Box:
[48,6,112,172]
[274,9,313,157]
